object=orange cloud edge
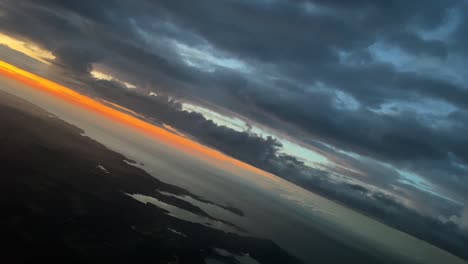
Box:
[0,60,279,181]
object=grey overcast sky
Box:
[0,0,467,256]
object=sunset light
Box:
[0,33,55,64]
[0,60,278,181]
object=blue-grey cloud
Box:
[1,0,468,259]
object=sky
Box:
[0,0,467,257]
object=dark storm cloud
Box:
[1,0,468,248]
[75,71,468,259]
[128,0,468,174]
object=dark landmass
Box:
[0,90,298,264]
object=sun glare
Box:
[0,33,55,64]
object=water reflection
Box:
[126,193,242,234]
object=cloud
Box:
[460,204,468,230]
[1,0,468,258]
[0,33,55,64]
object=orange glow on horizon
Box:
[0,60,279,181]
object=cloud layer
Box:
[0,0,467,258]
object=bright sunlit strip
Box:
[0,32,55,64]
[90,69,136,89]
[182,102,248,132]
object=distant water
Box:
[126,192,242,233]
[1,75,466,264]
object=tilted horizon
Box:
[0,1,467,263]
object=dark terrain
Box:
[0,90,299,264]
